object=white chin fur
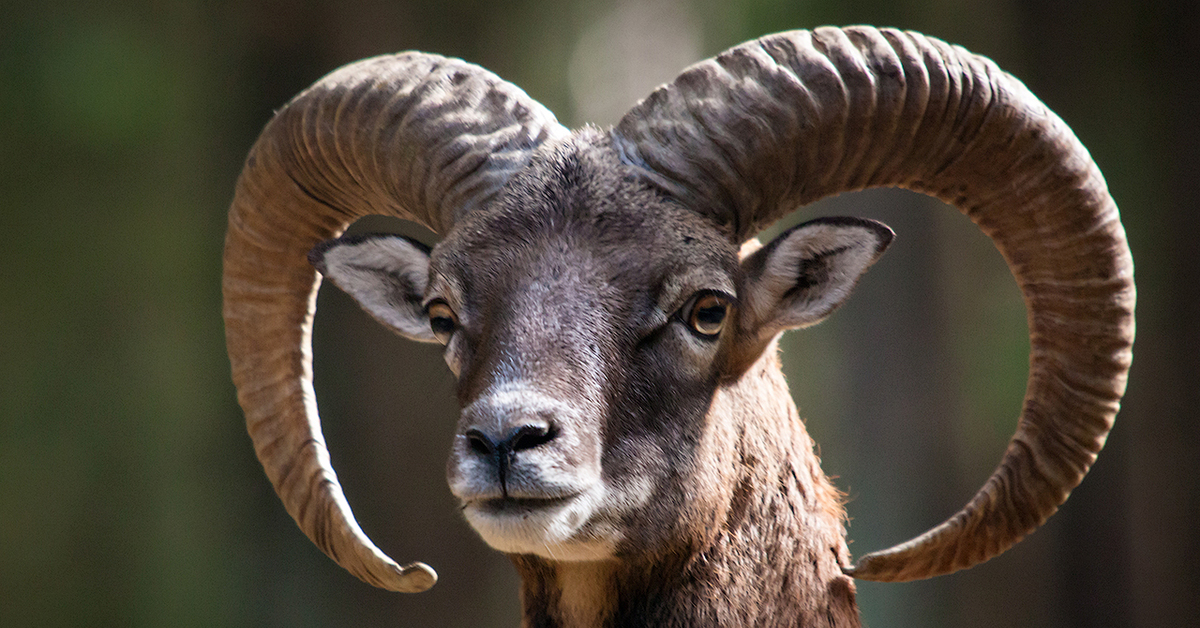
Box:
[462,488,618,561]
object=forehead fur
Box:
[432,129,739,288]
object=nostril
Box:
[465,429,496,456]
[507,423,557,453]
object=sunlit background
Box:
[2,0,1196,626]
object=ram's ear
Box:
[739,217,893,340]
[309,234,438,342]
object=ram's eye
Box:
[685,292,731,337]
[426,301,457,345]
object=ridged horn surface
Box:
[613,26,1134,581]
[223,52,567,592]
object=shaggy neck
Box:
[512,353,860,628]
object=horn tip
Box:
[842,553,918,583]
[389,561,438,593]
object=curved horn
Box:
[223,52,567,592]
[613,27,1134,581]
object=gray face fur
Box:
[311,131,892,563]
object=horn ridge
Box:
[613,26,1134,582]
[223,52,566,592]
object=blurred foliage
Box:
[1,0,1196,627]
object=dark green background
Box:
[2,0,1196,626]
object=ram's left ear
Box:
[738,217,893,343]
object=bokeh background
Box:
[2,0,1196,626]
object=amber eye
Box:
[686,292,730,337]
[426,301,457,345]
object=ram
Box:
[223,26,1134,627]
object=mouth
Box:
[467,494,579,516]
[458,489,616,560]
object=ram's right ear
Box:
[309,234,438,342]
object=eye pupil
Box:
[430,316,454,334]
[426,301,457,344]
[696,306,725,326]
[688,293,729,336]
